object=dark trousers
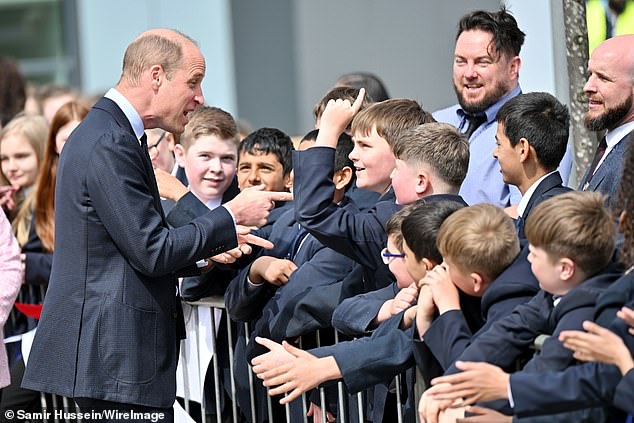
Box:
[75,398,174,423]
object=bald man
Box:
[21,29,290,421]
[578,34,634,206]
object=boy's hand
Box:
[429,361,510,405]
[316,88,366,148]
[419,387,454,423]
[263,258,298,286]
[560,320,634,375]
[154,168,188,201]
[249,256,297,286]
[416,285,436,338]
[422,264,460,314]
[617,306,634,334]
[376,282,419,324]
[401,305,418,330]
[307,402,335,423]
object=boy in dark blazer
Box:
[492,91,571,239]
[293,91,434,294]
[421,191,622,422]
[412,204,540,385]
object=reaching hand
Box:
[428,361,510,405]
[560,320,634,375]
[251,337,296,380]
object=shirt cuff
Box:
[246,275,264,292]
[507,381,515,408]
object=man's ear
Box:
[509,56,521,81]
[559,257,576,281]
[150,65,163,90]
[334,166,353,190]
[173,144,186,167]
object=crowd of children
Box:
[2,6,634,423]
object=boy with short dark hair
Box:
[237,127,294,192]
[493,91,571,238]
[225,130,360,423]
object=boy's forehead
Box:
[238,149,282,166]
[188,134,238,152]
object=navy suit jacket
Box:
[22,97,237,408]
[517,172,571,239]
[579,129,633,207]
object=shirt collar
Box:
[605,120,634,149]
[104,88,145,140]
[204,196,222,210]
[517,170,557,217]
[457,85,522,124]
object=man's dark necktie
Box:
[586,136,608,181]
[140,133,150,163]
[464,113,487,139]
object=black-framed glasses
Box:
[381,247,405,265]
[147,131,167,154]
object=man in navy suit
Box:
[492,92,572,239]
[578,35,634,205]
[21,29,290,421]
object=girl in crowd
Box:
[0,114,47,220]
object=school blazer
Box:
[447,264,623,376]
[510,308,634,418]
[21,98,237,408]
[517,171,571,239]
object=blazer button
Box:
[172,312,178,318]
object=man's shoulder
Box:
[432,104,460,124]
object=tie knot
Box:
[140,133,148,148]
[464,113,487,138]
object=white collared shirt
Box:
[516,170,558,218]
[104,88,145,141]
[595,120,634,172]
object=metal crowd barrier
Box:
[181,296,406,423]
[18,293,406,423]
